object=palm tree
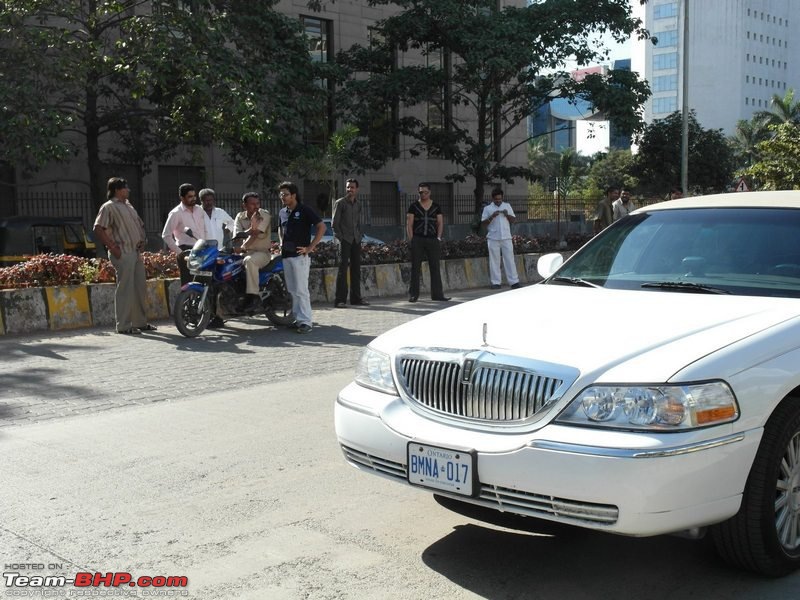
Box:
[731,117,770,167]
[754,88,800,126]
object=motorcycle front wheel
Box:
[174,289,211,337]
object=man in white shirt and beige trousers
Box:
[481,188,521,290]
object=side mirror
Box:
[183,227,195,239]
[537,253,564,278]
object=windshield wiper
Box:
[641,281,731,294]
[551,276,601,288]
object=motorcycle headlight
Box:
[188,256,203,270]
[556,381,738,431]
[354,347,397,395]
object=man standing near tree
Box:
[93,177,156,335]
[278,181,326,334]
[481,188,521,290]
[332,178,369,308]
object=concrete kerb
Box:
[0,252,560,335]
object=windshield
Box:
[548,207,800,298]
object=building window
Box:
[300,15,333,146]
[652,52,678,70]
[746,31,750,40]
[426,46,452,157]
[746,75,750,83]
[652,74,678,92]
[653,2,678,19]
[656,30,678,48]
[653,96,677,114]
[745,97,749,105]
[746,53,750,62]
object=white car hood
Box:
[375,286,800,383]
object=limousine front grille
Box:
[398,356,563,422]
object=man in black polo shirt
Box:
[278,181,326,334]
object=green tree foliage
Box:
[730,116,771,169]
[335,0,651,212]
[289,124,360,212]
[632,111,735,194]
[744,122,800,190]
[585,149,637,198]
[0,0,326,206]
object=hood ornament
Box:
[482,322,488,347]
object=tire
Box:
[711,399,800,576]
[173,289,211,337]
[264,275,295,326]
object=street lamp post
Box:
[681,0,689,195]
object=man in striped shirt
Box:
[93,177,156,334]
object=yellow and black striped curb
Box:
[0,253,550,336]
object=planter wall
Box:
[0,252,562,336]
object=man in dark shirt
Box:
[278,181,325,334]
[332,178,369,308]
[406,182,450,302]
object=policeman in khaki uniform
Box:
[233,191,272,312]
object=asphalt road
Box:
[1,290,799,599]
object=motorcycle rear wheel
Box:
[174,289,211,337]
[264,276,295,326]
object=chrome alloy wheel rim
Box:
[776,432,800,551]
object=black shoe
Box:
[207,316,224,329]
[239,294,261,312]
[510,283,522,289]
[490,284,501,290]
[287,321,299,330]
[432,296,451,302]
[351,299,370,306]
[334,301,348,308]
[408,296,418,303]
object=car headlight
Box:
[556,381,738,430]
[354,347,397,395]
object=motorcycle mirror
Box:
[184,227,195,238]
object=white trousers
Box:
[283,254,312,326]
[487,238,519,285]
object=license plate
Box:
[407,443,476,496]
[190,270,213,277]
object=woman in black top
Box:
[405,183,450,302]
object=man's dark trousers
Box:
[409,236,444,299]
[335,239,362,304]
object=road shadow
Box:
[0,340,102,362]
[421,519,797,599]
[133,322,375,353]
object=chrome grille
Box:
[399,357,563,422]
[340,445,618,526]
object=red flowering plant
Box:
[0,254,86,289]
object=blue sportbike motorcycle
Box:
[173,236,294,337]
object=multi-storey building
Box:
[631,0,800,134]
[6,0,529,237]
